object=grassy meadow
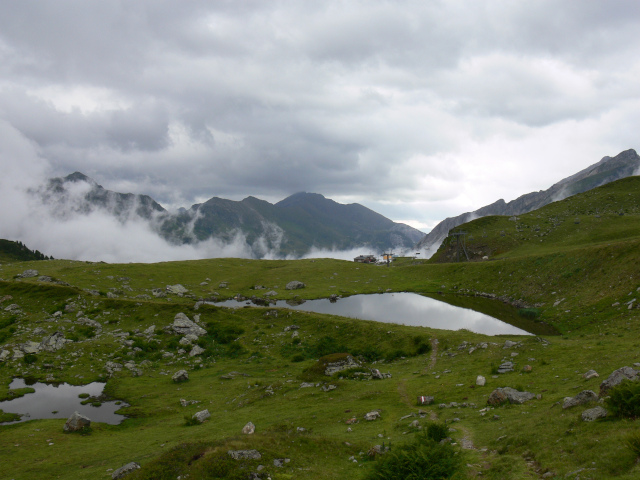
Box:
[1,176,640,479]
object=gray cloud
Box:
[0,0,638,246]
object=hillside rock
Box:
[599,366,638,396]
[582,406,608,422]
[111,462,140,479]
[286,281,305,290]
[487,387,535,405]
[172,313,206,336]
[192,409,210,423]
[172,369,189,382]
[40,332,71,352]
[228,449,262,460]
[563,390,598,409]
[64,411,91,432]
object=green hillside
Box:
[1,177,640,479]
[0,239,52,263]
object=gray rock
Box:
[151,288,166,298]
[563,390,598,409]
[228,449,262,460]
[21,341,41,354]
[487,387,535,406]
[265,290,278,296]
[143,325,156,335]
[364,410,381,421]
[189,345,205,357]
[497,361,514,373]
[0,349,10,362]
[273,458,290,467]
[172,313,206,337]
[476,375,486,386]
[40,332,71,352]
[166,284,188,295]
[64,411,91,432]
[503,340,518,348]
[324,355,360,375]
[242,421,255,434]
[172,369,189,382]
[582,406,608,422]
[192,409,210,423]
[285,281,306,290]
[18,269,39,278]
[599,366,638,396]
[105,361,123,375]
[111,462,141,479]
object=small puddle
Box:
[0,378,128,425]
[214,292,535,335]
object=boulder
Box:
[285,281,306,290]
[582,406,608,422]
[364,410,381,421]
[18,269,39,278]
[172,369,189,382]
[111,462,141,479]
[166,284,188,295]
[583,369,599,380]
[487,387,535,406]
[599,366,638,396]
[562,390,598,409]
[21,341,41,354]
[476,375,486,386]
[228,449,262,460]
[324,355,360,375]
[242,421,256,434]
[64,411,91,432]
[189,345,205,357]
[172,313,206,337]
[40,332,71,352]
[192,409,210,423]
[0,349,10,361]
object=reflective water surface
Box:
[0,378,128,425]
[214,292,534,335]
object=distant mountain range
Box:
[37,173,424,258]
[416,149,640,255]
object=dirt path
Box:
[428,337,439,370]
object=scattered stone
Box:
[296,427,306,433]
[265,290,278,296]
[228,450,262,460]
[497,361,514,374]
[324,355,360,375]
[273,458,290,467]
[180,399,199,407]
[192,409,210,423]
[21,341,41,354]
[0,349,10,362]
[166,284,188,295]
[189,345,205,357]
[283,325,300,332]
[151,288,166,298]
[503,340,518,349]
[563,390,598,409]
[599,366,638,396]
[172,370,189,382]
[364,410,381,421]
[172,313,206,337]
[285,281,306,290]
[17,269,39,278]
[476,375,486,386]
[345,417,358,425]
[40,332,71,352]
[64,411,91,432]
[111,462,141,479]
[322,384,337,392]
[582,406,608,422]
[143,325,156,335]
[487,387,535,406]
[242,421,256,434]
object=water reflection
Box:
[0,378,128,425]
[214,292,533,336]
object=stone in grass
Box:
[64,411,91,432]
[242,421,256,434]
[285,281,305,290]
[487,387,535,406]
[582,406,608,422]
[274,458,290,467]
[476,375,486,386]
[192,409,210,423]
[364,410,381,421]
[583,369,599,380]
[111,462,141,479]
[228,449,262,460]
[599,366,638,396]
[172,369,189,382]
[562,390,598,409]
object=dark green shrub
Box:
[291,354,305,363]
[426,422,449,443]
[625,430,640,458]
[385,349,408,362]
[605,380,640,418]
[364,434,461,480]
[225,342,246,358]
[205,322,244,344]
[306,336,347,358]
[518,308,541,320]
[23,353,37,364]
[416,342,432,355]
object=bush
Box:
[426,422,449,443]
[605,380,640,418]
[364,434,461,480]
[625,430,640,458]
[518,308,541,320]
[23,353,37,364]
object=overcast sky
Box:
[1,0,639,242]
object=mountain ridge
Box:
[38,175,424,258]
[416,149,640,255]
